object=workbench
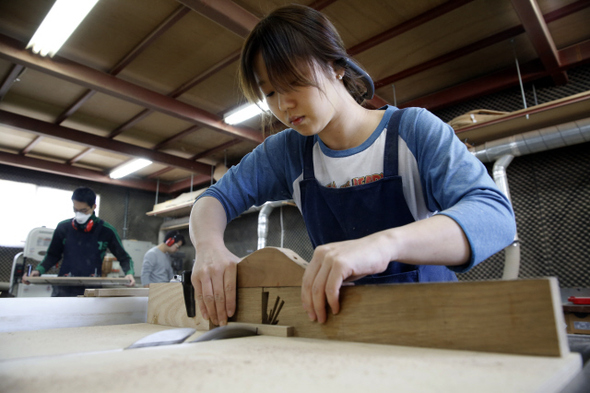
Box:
[0,248,587,392]
[0,321,582,393]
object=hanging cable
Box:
[155,179,160,206]
[511,39,529,119]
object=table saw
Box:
[0,247,587,392]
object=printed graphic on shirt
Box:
[325,172,384,188]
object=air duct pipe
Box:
[492,155,520,279]
[470,117,590,279]
[257,201,296,250]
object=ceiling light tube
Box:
[109,158,152,179]
[224,101,269,125]
[27,0,100,57]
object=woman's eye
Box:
[265,91,274,98]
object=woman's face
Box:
[253,52,343,138]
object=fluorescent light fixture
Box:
[224,101,269,125]
[109,158,152,179]
[27,0,100,57]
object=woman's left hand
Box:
[301,234,392,324]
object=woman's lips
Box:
[290,116,304,126]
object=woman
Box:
[189,4,515,326]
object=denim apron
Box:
[299,108,457,284]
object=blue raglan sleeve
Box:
[401,108,516,272]
[200,130,306,223]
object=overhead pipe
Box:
[470,117,590,279]
[471,117,590,163]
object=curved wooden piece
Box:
[237,247,308,288]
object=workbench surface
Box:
[0,323,581,393]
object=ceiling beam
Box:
[374,26,525,89]
[401,60,546,111]
[509,0,567,85]
[167,175,211,194]
[0,34,264,145]
[347,0,475,56]
[177,0,259,38]
[0,63,24,101]
[0,109,212,174]
[0,151,177,193]
[400,36,590,112]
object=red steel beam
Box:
[510,0,567,84]
[400,37,590,111]
[0,109,212,174]
[0,63,24,100]
[347,0,475,56]
[0,151,176,193]
[0,34,263,144]
[178,0,259,38]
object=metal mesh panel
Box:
[224,205,313,262]
[266,205,314,262]
[433,64,590,124]
[458,142,590,287]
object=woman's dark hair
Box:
[239,4,369,108]
[71,187,96,206]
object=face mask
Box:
[74,212,92,224]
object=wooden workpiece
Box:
[148,247,570,357]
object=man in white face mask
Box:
[22,187,136,297]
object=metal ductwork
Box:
[470,117,590,279]
[257,201,296,250]
[471,117,590,163]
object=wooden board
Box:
[147,248,569,357]
[149,278,569,357]
[84,288,149,297]
[237,247,308,288]
[147,282,212,330]
[27,277,130,286]
[234,279,569,357]
[0,335,581,393]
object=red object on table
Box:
[568,296,590,305]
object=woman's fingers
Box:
[301,255,322,321]
[224,263,237,319]
[192,275,208,321]
[198,276,218,325]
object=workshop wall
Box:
[0,165,168,282]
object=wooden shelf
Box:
[453,91,590,145]
[146,188,207,218]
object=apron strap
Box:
[383,108,407,177]
[303,135,315,181]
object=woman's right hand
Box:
[191,245,240,326]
